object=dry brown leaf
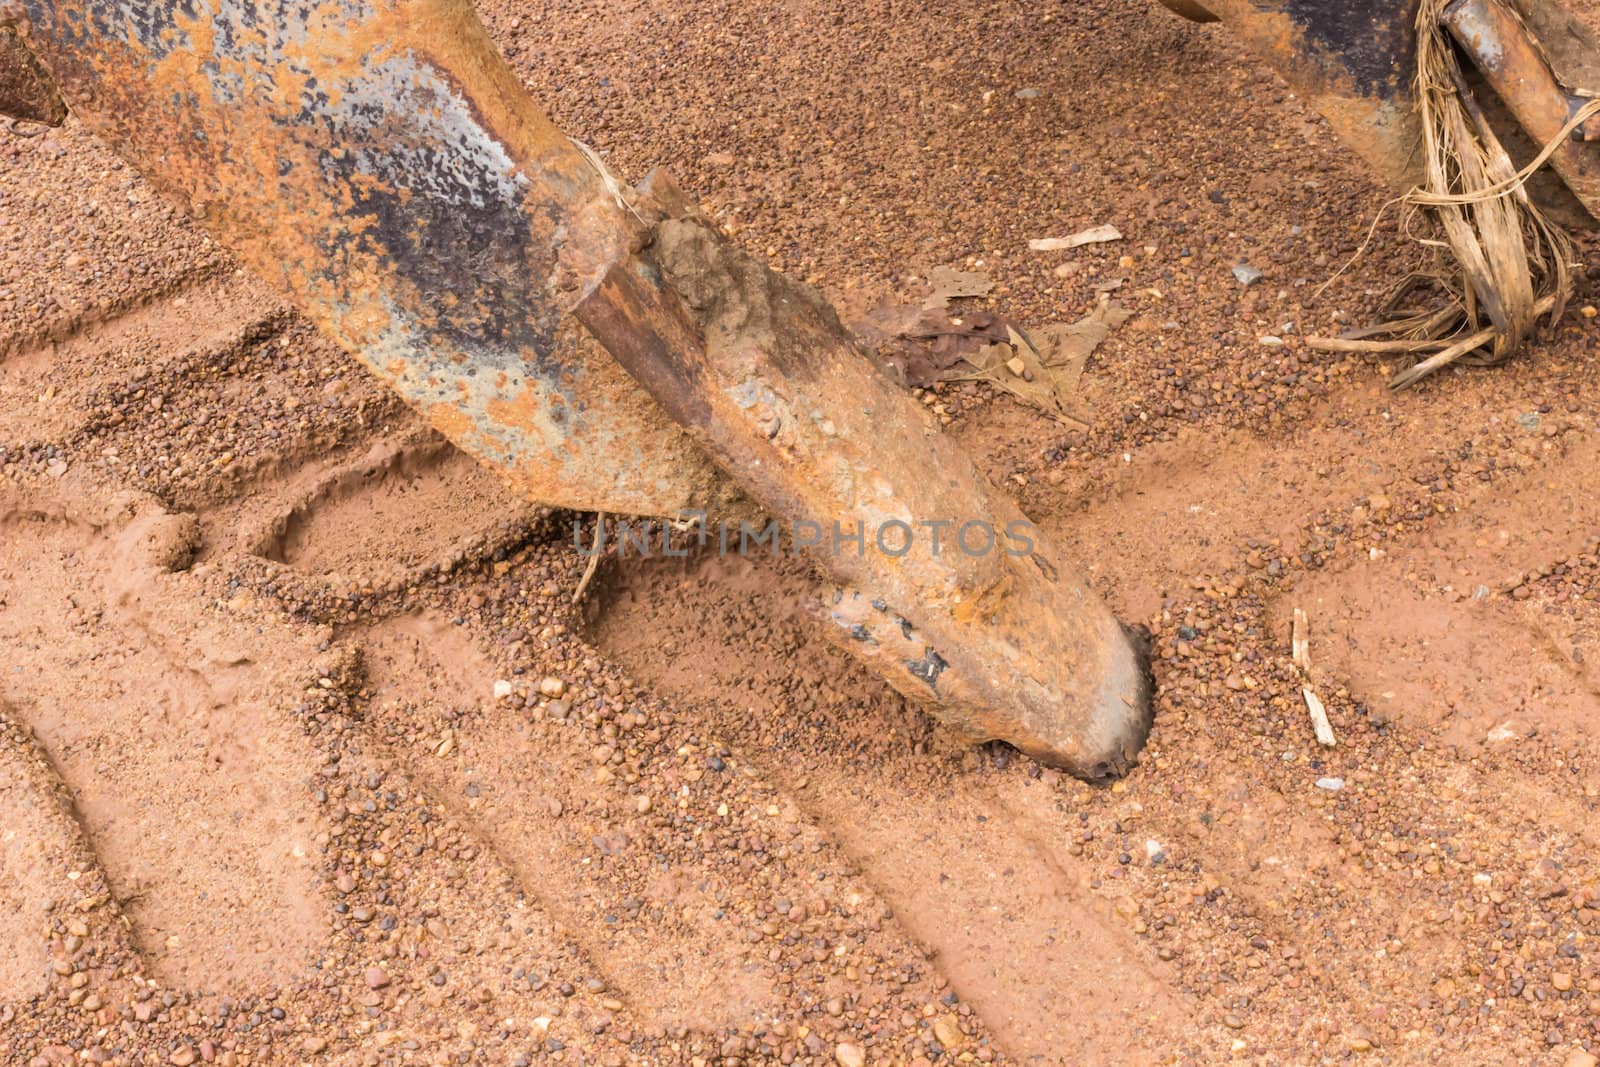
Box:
[967,341,1065,419]
[1033,302,1134,397]
[853,302,1011,388]
[922,266,995,309]
[857,279,1130,417]
[954,304,1131,427]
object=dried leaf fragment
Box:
[922,266,995,309]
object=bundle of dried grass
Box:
[1310,0,1600,390]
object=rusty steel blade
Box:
[575,195,1153,776]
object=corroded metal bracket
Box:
[7,0,1152,776]
[578,185,1152,775]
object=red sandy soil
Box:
[6,1,1600,1065]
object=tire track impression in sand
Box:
[1038,381,1595,623]
[1277,430,1600,754]
[1052,411,1600,1042]
[301,738,615,1058]
[260,458,997,1043]
[0,273,284,448]
[0,711,66,1003]
[0,268,221,363]
[349,604,1012,1047]
[0,490,329,993]
[589,555,1201,1064]
[353,612,782,1032]
[234,432,543,590]
[0,708,145,1008]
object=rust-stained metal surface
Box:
[0,23,63,125]
[1519,0,1600,111]
[5,0,734,518]
[576,194,1153,777]
[1445,0,1600,217]
[1163,0,1428,192]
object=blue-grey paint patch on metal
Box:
[73,0,564,377]
[1278,0,1418,99]
[14,1,557,358]
[308,51,566,378]
[16,0,193,63]
[1441,0,1504,68]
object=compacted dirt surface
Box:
[7,1,1600,1064]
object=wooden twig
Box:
[1303,687,1337,748]
[1306,336,1436,354]
[572,514,607,606]
[1291,608,1336,747]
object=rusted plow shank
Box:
[4,0,1153,776]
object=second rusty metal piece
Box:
[10,0,1152,775]
[1155,0,1600,223]
[1444,0,1600,216]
